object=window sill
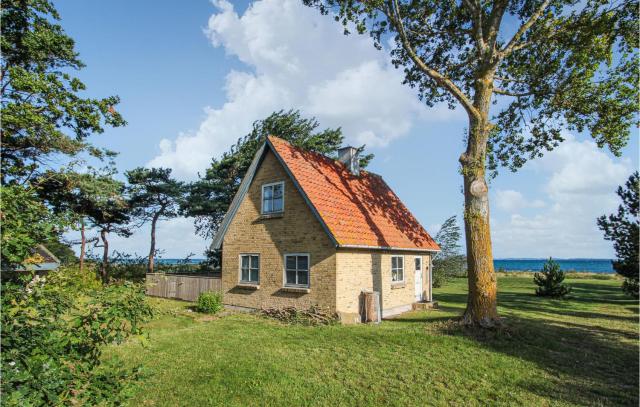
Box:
[259,212,284,220]
[281,286,310,294]
[236,283,260,290]
[391,282,406,289]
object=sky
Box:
[56,0,638,260]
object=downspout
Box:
[428,254,434,302]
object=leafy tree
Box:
[1,0,125,184]
[126,167,186,273]
[0,184,64,267]
[1,0,125,271]
[533,258,571,298]
[183,109,373,240]
[304,0,638,326]
[598,171,639,297]
[432,215,466,287]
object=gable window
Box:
[240,254,259,284]
[391,256,404,282]
[262,181,284,214]
[284,254,309,288]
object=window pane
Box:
[392,269,398,281]
[250,269,259,282]
[241,256,249,268]
[264,198,273,213]
[286,268,296,285]
[397,257,403,269]
[272,197,283,212]
[415,258,421,270]
[297,255,308,271]
[241,268,250,281]
[263,185,273,199]
[273,184,283,198]
[297,269,308,286]
[286,256,296,270]
[399,269,404,281]
[251,256,259,269]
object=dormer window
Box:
[262,181,284,214]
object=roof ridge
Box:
[267,135,378,177]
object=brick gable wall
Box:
[221,150,337,311]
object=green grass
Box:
[109,276,639,406]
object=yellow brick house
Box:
[211,136,440,323]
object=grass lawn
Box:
[109,275,639,406]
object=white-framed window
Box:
[391,255,404,282]
[262,181,284,214]
[239,254,260,284]
[415,257,422,272]
[284,253,310,288]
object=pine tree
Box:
[533,258,571,298]
[598,172,639,297]
[126,167,186,273]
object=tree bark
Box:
[460,77,500,327]
[148,213,161,274]
[99,229,109,284]
[79,219,86,273]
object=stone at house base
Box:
[412,301,439,310]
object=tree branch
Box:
[485,0,509,57]
[386,0,480,120]
[493,88,535,97]
[462,0,487,53]
[500,0,552,58]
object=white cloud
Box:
[148,0,458,178]
[495,189,545,212]
[492,134,632,258]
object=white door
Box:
[414,257,423,301]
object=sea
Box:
[494,258,614,273]
[158,258,615,274]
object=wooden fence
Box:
[146,273,222,302]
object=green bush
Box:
[196,292,223,314]
[533,258,572,298]
[1,269,153,406]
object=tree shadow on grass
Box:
[496,292,638,323]
[415,279,640,405]
[425,313,639,406]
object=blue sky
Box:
[57,0,638,259]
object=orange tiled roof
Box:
[267,136,440,251]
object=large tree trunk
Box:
[148,213,160,274]
[79,219,86,272]
[99,229,109,284]
[460,78,499,327]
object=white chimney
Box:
[338,146,360,175]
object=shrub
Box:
[1,270,153,406]
[261,305,339,326]
[196,292,223,314]
[533,258,572,298]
